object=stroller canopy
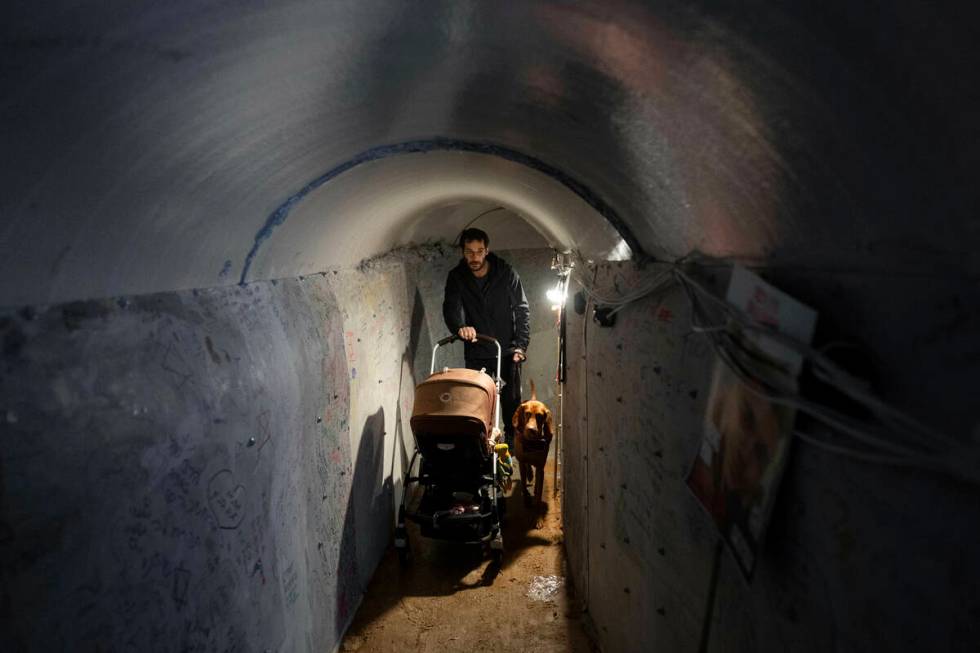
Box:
[411,368,497,438]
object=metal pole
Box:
[697,538,724,653]
[554,318,561,496]
[554,273,568,496]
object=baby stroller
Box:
[394,334,507,564]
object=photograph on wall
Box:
[686,265,817,579]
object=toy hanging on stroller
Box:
[394,334,511,564]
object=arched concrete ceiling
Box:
[248,150,626,285]
[401,203,551,253]
[2,1,978,306]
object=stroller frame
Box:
[395,333,505,563]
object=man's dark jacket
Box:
[442,253,530,360]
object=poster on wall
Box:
[686,265,818,579]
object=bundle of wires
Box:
[570,251,979,486]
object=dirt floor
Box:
[339,461,597,653]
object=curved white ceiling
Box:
[0,144,627,306]
[248,151,627,286]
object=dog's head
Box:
[512,399,554,444]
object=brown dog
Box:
[512,381,554,524]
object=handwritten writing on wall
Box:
[1,274,358,651]
[207,470,246,530]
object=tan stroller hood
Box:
[411,368,497,434]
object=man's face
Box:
[462,239,489,274]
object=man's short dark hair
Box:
[458,228,489,249]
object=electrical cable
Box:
[566,249,977,485]
[682,268,979,484]
[681,278,957,457]
[792,430,928,468]
[692,284,961,451]
[459,206,507,239]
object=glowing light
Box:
[608,238,632,261]
[546,285,563,304]
[547,281,567,311]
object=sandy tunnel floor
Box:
[340,460,597,653]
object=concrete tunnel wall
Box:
[0,244,560,651]
[2,1,980,652]
[562,264,980,653]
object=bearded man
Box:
[442,227,531,447]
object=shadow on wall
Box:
[408,287,430,386]
[334,262,436,640]
[336,407,391,638]
[394,287,430,509]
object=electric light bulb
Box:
[546,285,563,304]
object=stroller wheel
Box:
[395,506,410,565]
[496,494,507,523]
[490,548,503,566]
[488,528,504,565]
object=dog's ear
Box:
[544,407,555,442]
[512,404,524,430]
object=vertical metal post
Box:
[697,538,724,653]
[554,272,568,495]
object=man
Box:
[443,228,530,446]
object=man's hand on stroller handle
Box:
[456,327,525,362]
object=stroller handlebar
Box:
[435,333,499,347]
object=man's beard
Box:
[469,260,486,272]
